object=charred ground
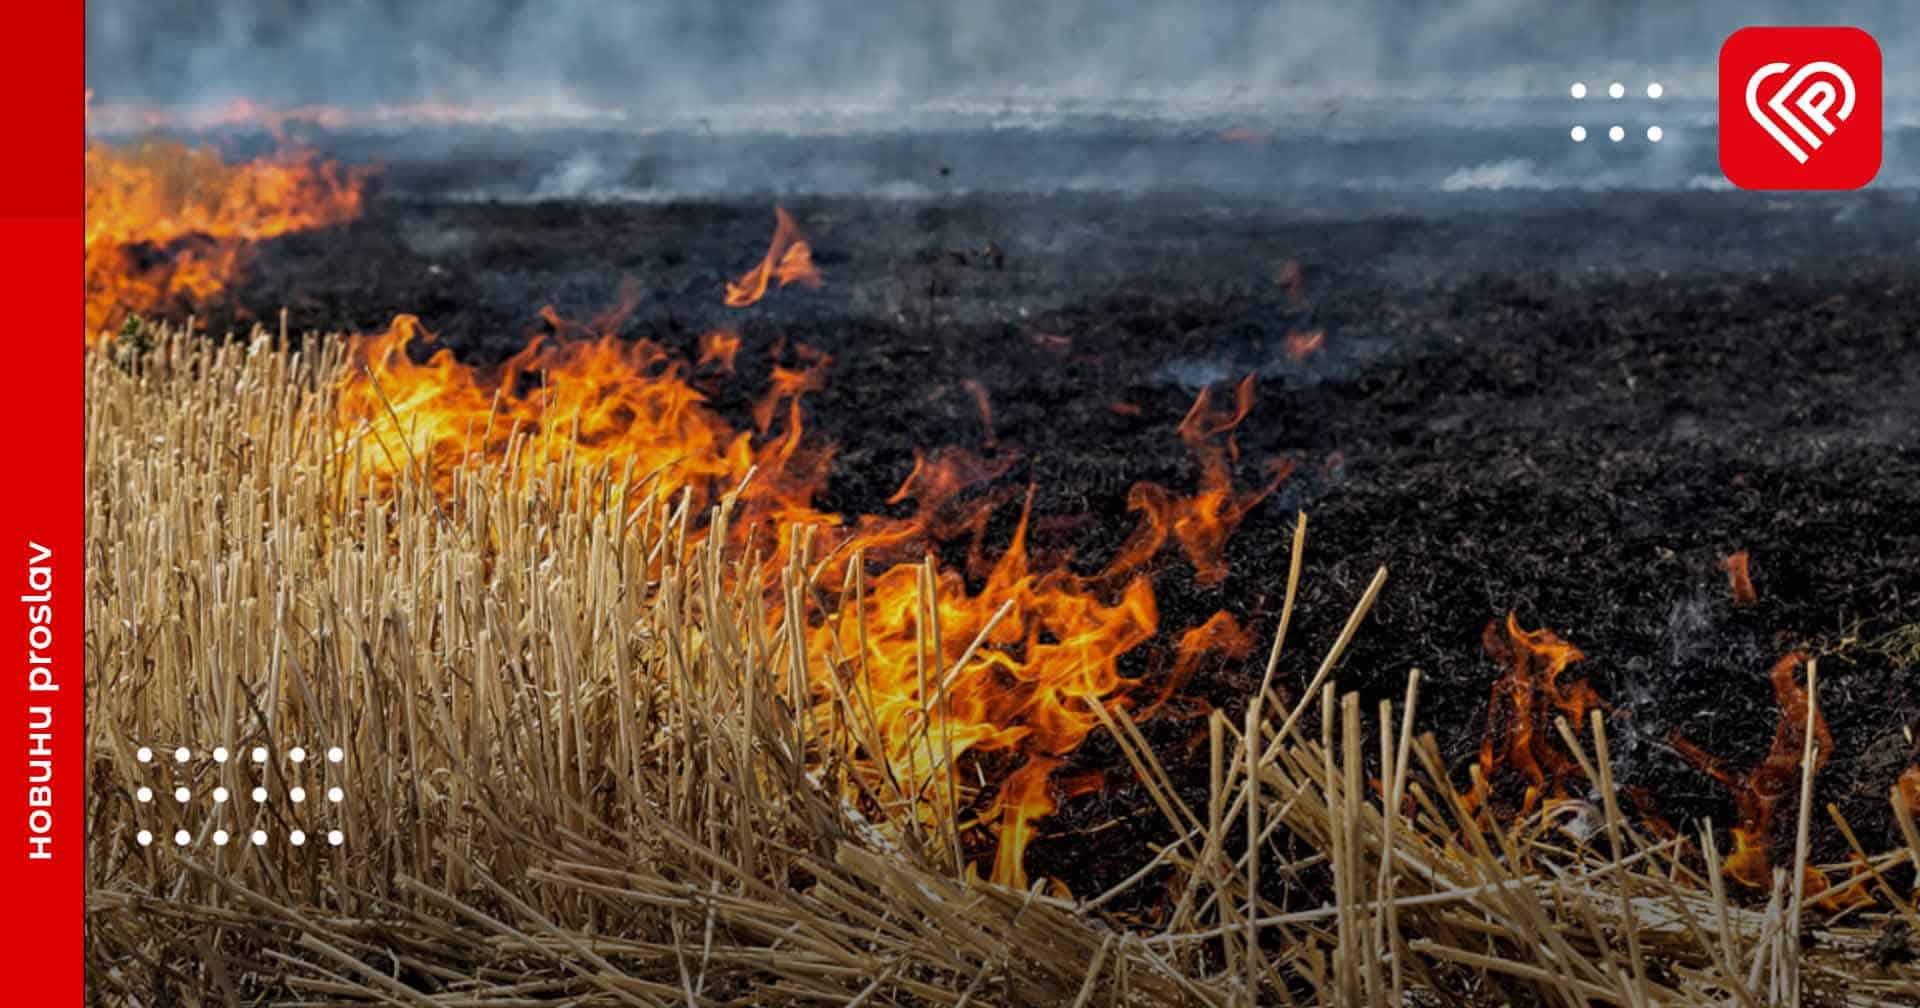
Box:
[187,145,1920,896]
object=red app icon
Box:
[1720,27,1881,190]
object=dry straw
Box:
[88,324,1918,1005]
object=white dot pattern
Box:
[1569,81,1663,143]
[131,743,350,851]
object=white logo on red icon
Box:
[1744,61,1856,164]
[1719,27,1880,190]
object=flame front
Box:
[817,504,1161,889]
[85,140,366,341]
[331,210,1278,887]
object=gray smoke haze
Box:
[85,1,1919,121]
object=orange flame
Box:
[1274,260,1307,306]
[333,255,1275,887]
[1471,613,1604,814]
[1284,329,1325,361]
[1166,612,1256,705]
[85,140,365,341]
[1104,375,1289,586]
[822,498,1160,889]
[1723,551,1757,606]
[1671,652,1855,901]
[697,330,742,374]
[960,379,997,450]
[724,206,822,307]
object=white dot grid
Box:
[1570,81,1663,143]
[128,825,356,849]
[139,744,332,764]
[131,744,350,850]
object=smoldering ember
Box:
[84,4,1918,1006]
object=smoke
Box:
[85,1,1920,121]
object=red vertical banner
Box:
[2,4,84,1003]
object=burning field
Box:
[82,118,1920,1006]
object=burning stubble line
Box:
[88,326,1920,1000]
[84,141,365,342]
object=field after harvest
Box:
[83,118,1920,1006]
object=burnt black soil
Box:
[193,169,1920,900]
